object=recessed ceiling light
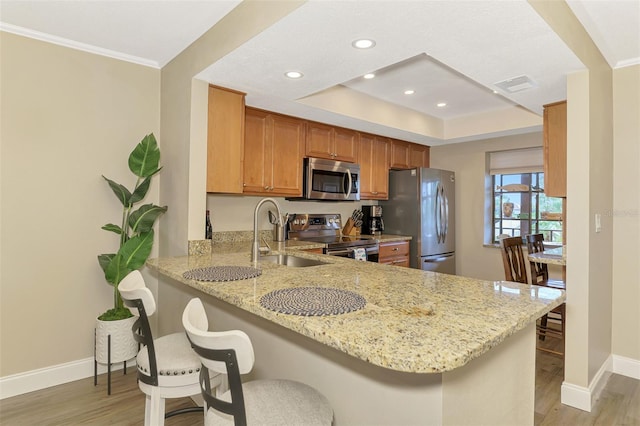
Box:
[404,90,415,95]
[363,73,375,79]
[437,102,447,108]
[285,71,303,79]
[352,39,376,49]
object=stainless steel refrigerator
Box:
[380,168,455,274]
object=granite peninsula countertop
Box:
[148,240,564,374]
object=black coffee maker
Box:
[362,205,384,235]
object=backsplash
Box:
[206,194,374,232]
[188,230,273,256]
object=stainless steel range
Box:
[287,213,379,261]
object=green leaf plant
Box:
[97,133,167,320]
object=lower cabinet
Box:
[378,240,410,267]
[303,247,324,254]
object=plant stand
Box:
[93,328,136,395]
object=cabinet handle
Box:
[392,247,399,251]
[264,186,269,190]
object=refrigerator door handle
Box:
[435,183,442,243]
[423,253,454,263]
[442,186,449,243]
[436,183,447,244]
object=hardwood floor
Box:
[1,348,638,425]
[0,369,202,426]
[534,335,640,426]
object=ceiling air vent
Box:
[494,75,538,93]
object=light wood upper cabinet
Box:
[389,139,430,169]
[306,122,358,163]
[359,133,389,200]
[206,85,245,193]
[389,139,411,169]
[243,108,305,197]
[410,144,430,168]
[543,101,567,197]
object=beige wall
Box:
[611,64,640,361]
[429,132,563,281]
[1,0,637,403]
[0,33,160,376]
[156,1,304,334]
[529,1,617,408]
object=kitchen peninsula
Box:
[149,238,564,425]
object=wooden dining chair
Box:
[525,234,566,357]
[499,236,564,357]
[499,236,528,284]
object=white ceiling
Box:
[1,0,638,145]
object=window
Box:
[492,172,563,243]
[487,148,563,245]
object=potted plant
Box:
[95,133,167,365]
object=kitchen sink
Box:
[259,254,328,267]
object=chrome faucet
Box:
[251,198,283,262]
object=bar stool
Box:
[182,297,334,426]
[118,271,219,426]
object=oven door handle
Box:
[326,248,352,256]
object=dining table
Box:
[527,245,566,266]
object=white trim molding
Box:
[561,354,613,412]
[612,354,640,380]
[0,23,160,69]
[0,358,133,400]
[559,353,640,412]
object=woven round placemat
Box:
[260,287,366,316]
[183,266,261,282]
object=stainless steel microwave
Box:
[299,157,360,201]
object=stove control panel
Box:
[288,213,342,234]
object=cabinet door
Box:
[206,86,245,193]
[333,127,358,163]
[269,114,305,196]
[305,122,334,159]
[306,122,358,163]
[543,101,567,197]
[409,144,430,168]
[359,133,389,200]
[243,108,270,194]
[389,139,411,169]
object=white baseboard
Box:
[612,354,640,380]
[561,354,613,412]
[560,353,640,412]
[0,357,134,400]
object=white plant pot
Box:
[95,316,138,364]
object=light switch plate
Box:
[595,213,602,233]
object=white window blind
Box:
[488,147,543,175]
